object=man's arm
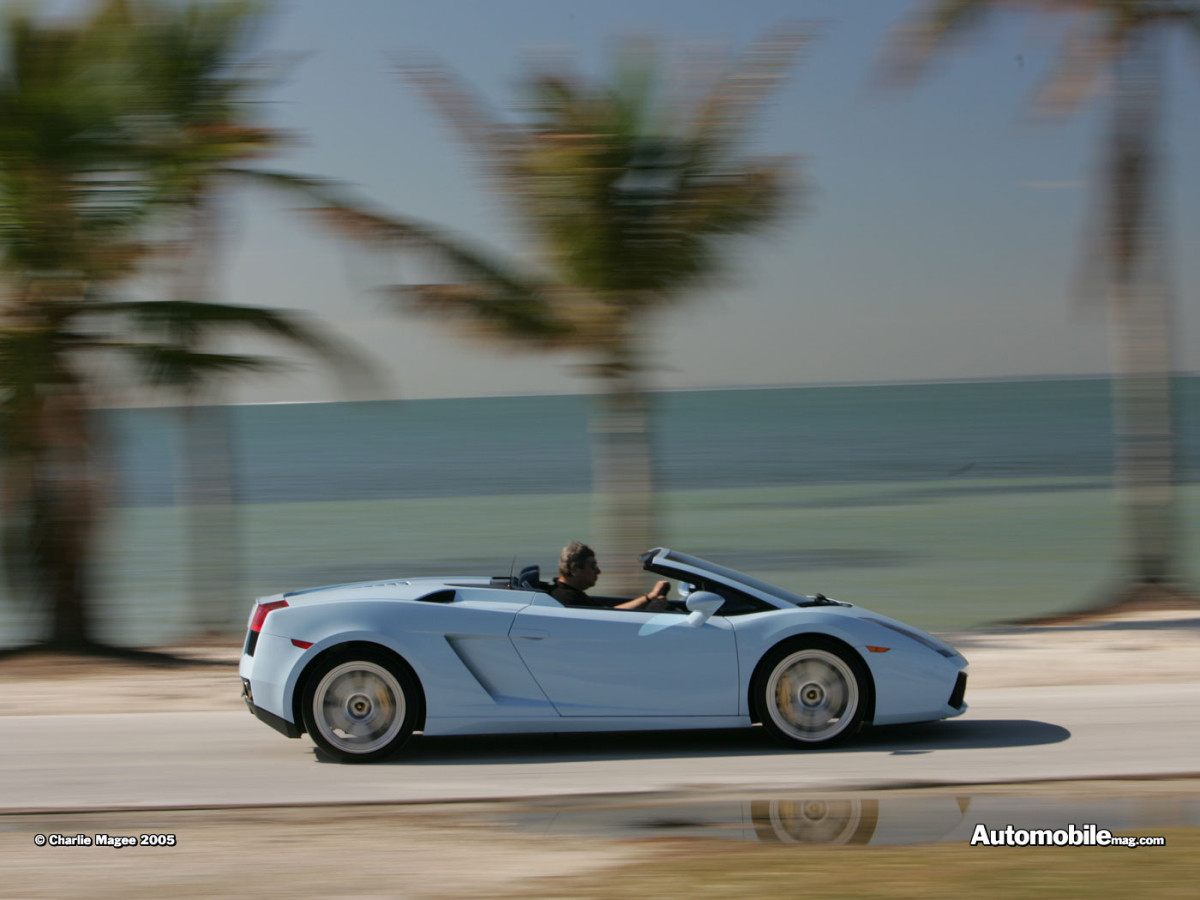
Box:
[614,580,671,610]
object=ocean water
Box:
[105,377,1199,506]
[3,376,1199,645]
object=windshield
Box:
[655,550,807,606]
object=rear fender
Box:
[288,635,428,734]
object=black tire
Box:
[301,648,419,763]
[754,638,870,748]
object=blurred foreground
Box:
[2,790,1196,899]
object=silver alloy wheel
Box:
[765,648,859,743]
[311,660,406,755]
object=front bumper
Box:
[949,671,968,711]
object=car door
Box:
[509,598,739,716]
[384,586,559,721]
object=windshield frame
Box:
[643,548,806,609]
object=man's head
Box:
[558,540,601,590]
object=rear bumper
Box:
[242,678,302,739]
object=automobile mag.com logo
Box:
[970,823,1166,848]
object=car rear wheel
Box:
[751,797,879,845]
[756,641,868,748]
[302,650,417,762]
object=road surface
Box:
[3,682,1197,811]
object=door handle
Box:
[512,628,548,640]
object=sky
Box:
[171,0,1200,403]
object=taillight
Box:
[250,600,288,633]
[245,599,288,657]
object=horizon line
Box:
[99,370,1199,411]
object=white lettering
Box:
[47,834,92,846]
[969,823,1163,849]
[93,834,138,848]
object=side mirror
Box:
[685,591,724,626]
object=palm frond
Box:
[92,297,375,386]
[400,58,526,194]
[391,284,576,349]
[686,25,814,167]
[121,343,282,390]
[1033,15,1127,116]
[232,167,552,302]
[876,0,993,87]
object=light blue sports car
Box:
[239,548,968,762]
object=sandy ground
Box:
[1,803,655,900]
[2,782,1197,900]
[0,608,1197,717]
[944,608,1200,688]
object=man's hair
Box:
[558,541,595,578]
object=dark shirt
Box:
[548,579,604,608]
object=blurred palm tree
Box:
[0,1,370,647]
[341,31,809,592]
[881,0,1200,608]
[0,1,154,648]
[112,0,375,630]
[104,299,365,631]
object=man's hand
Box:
[648,580,671,601]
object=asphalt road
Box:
[3,682,1198,812]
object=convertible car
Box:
[239,548,968,762]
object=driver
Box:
[549,541,671,610]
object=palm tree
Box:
[105,299,369,630]
[0,1,156,648]
[112,0,376,629]
[361,31,810,592]
[880,1,1200,608]
[0,1,371,646]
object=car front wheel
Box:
[302,651,418,762]
[756,641,868,747]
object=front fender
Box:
[732,611,878,718]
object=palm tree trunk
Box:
[177,191,243,632]
[1106,29,1182,599]
[39,386,101,648]
[178,399,241,632]
[1109,284,1176,587]
[591,342,656,595]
